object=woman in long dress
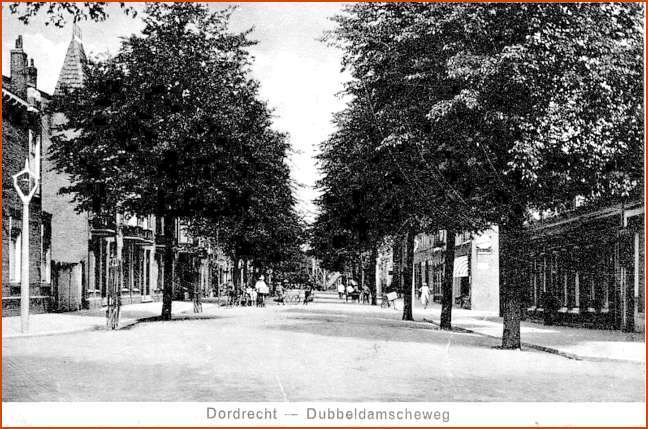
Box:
[419,282,431,309]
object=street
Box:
[3,297,644,402]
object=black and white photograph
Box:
[1,1,645,426]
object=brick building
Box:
[519,201,644,332]
[6,25,231,316]
[44,25,96,311]
[2,36,53,315]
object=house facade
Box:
[519,201,644,332]
[2,36,53,315]
[413,228,500,312]
[5,25,232,316]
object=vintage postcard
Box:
[1,2,645,426]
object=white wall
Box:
[470,226,500,313]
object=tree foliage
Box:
[8,2,137,27]
[49,3,303,314]
[315,2,643,339]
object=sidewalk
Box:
[413,302,645,364]
[2,300,218,339]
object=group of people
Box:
[224,276,315,307]
[337,281,372,304]
[225,275,271,307]
[334,280,434,309]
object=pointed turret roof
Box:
[54,24,87,96]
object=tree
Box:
[49,3,266,319]
[326,3,643,344]
[190,97,305,287]
[8,2,137,27]
[323,4,491,325]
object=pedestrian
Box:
[255,275,269,307]
[361,284,371,304]
[351,285,360,303]
[303,283,314,305]
[419,282,431,309]
[246,284,256,307]
[226,281,236,306]
[274,282,285,305]
[346,282,355,302]
[337,282,345,299]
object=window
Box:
[456,231,471,244]
[28,129,40,180]
[178,224,190,244]
[9,232,22,283]
[126,215,138,227]
[530,259,538,307]
[40,224,51,283]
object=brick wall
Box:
[2,111,46,299]
[42,112,89,265]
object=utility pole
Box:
[12,159,39,333]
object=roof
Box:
[527,200,643,240]
[2,75,51,101]
[53,24,87,96]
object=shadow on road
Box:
[268,309,503,349]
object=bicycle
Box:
[285,292,302,305]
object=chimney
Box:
[27,58,37,89]
[10,35,28,97]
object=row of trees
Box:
[45,3,304,318]
[312,3,643,348]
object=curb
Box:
[3,317,143,339]
[3,325,100,339]
[3,302,219,339]
[422,318,644,365]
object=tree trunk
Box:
[392,239,402,293]
[360,253,365,289]
[231,257,240,288]
[402,229,415,321]
[369,246,378,305]
[501,215,525,349]
[161,216,175,320]
[440,229,456,330]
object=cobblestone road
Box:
[3,301,645,401]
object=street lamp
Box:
[12,159,39,333]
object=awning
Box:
[453,256,469,278]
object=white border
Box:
[2,402,646,427]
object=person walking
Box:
[361,284,371,304]
[337,282,345,300]
[303,283,314,305]
[274,282,285,305]
[245,284,256,307]
[255,275,269,307]
[226,281,236,306]
[419,282,431,309]
[419,282,430,309]
[346,282,355,303]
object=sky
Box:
[2,2,350,222]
